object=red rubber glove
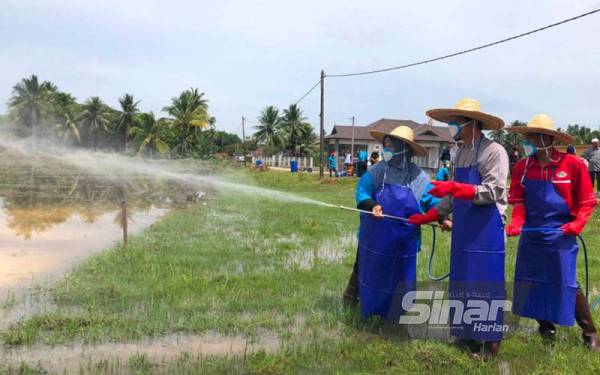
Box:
[429,181,476,200]
[561,205,595,236]
[409,208,440,225]
[506,204,526,237]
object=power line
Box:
[294,79,321,104]
[327,8,600,78]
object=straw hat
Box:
[426,98,504,130]
[507,114,573,144]
[369,125,427,156]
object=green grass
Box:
[2,168,600,374]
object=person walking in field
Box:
[505,114,599,351]
[342,126,439,322]
[357,147,368,176]
[582,138,600,197]
[408,98,509,359]
[328,151,338,178]
[344,152,353,175]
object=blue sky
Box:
[1,0,600,137]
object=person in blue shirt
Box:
[356,147,369,176]
[342,126,439,321]
[435,161,450,181]
[327,151,338,177]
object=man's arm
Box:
[355,172,377,210]
[474,144,509,205]
[581,148,592,162]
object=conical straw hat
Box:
[369,125,428,157]
[506,113,573,144]
[426,98,504,130]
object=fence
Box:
[251,155,314,169]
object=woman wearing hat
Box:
[342,126,439,321]
[505,114,599,351]
[408,98,509,359]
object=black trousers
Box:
[590,171,600,191]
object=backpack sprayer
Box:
[331,205,590,300]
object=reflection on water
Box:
[0,149,207,297]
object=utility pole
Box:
[319,70,325,178]
[241,116,246,164]
[351,116,355,165]
[241,116,246,155]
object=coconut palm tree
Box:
[296,123,318,156]
[116,94,140,151]
[162,88,209,156]
[8,75,54,139]
[566,124,595,144]
[255,106,284,148]
[51,91,81,145]
[128,112,170,158]
[54,110,81,145]
[79,97,111,149]
[281,104,309,156]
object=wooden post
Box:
[121,200,128,248]
[319,70,325,179]
[241,116,246,158]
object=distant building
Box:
[324,119,454,173]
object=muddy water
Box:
[0,149,205,301]
[0,206,168,300]
[0,331,280,371]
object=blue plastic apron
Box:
[449,138,506,341]
[512,171,579,326]
[358,170,420,321]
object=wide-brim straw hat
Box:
[507,113,573,144]
[426,98,504,130]
[369,125,428,157]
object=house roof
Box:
[325,118,454,143]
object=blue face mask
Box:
[448,120,471,140]
[381,147,396,162]
[522,140,538,156]
[381,147,409,162]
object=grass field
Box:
[2,167,600,374]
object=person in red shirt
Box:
[506,114,598,351]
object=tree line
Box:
[2,75,319,158]
[490,120,600,153]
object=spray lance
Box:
[327,204,591,300]
[325,203,450,281]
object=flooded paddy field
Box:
[0,148,211,300]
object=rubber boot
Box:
[537,320,557,342]
[574,288,600,352]
[342,269,359,306]
[470,341,500,361]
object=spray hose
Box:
[520,227,589,301]
[334,205,590,297]
[334,205,449,281]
